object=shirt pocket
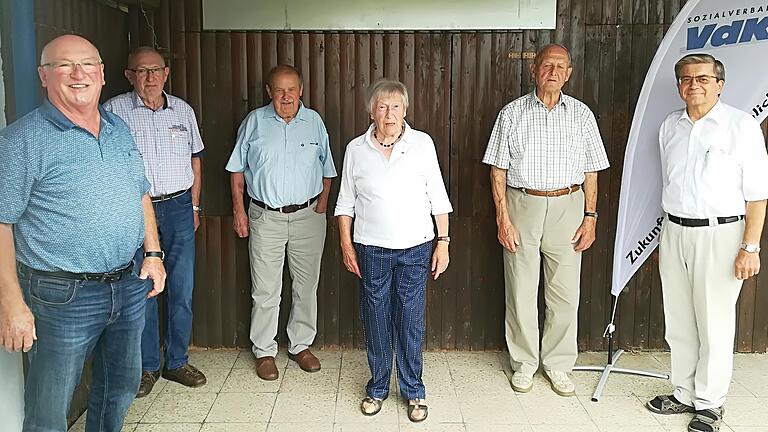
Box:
[295,141,322,169]
[169,128,191,157]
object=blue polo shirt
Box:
[225,103,337,208]
[0,99,150,273]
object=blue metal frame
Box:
[10,0,38,119]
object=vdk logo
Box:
[687,16,768,50]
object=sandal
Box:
[688,407,724,432]
[646,395,695,415]
[407,398,428,423]
[360,396,386,416]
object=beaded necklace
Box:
[373,129,403,148]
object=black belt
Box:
[151,189,188,202]
[17,262,135,283]
[251,195,319,214]
[668,214,744,227]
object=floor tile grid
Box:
[69,350,768,431]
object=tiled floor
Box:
[69,349,768,432]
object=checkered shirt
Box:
[104,91,204,196]
[482,92,609,190]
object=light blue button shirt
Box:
[0,100,150,272]
[225,103,337,208]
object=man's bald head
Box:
[534,44,571,68]
[40,34,101,66]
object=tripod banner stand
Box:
[577,0,768,401]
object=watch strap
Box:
[144,251,165,261]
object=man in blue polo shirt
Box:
[0,35,166,431]
[226,64,336,380]
[105,46,206,398]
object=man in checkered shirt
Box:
[104,46,206,398]
[482,44,609,397]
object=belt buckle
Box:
[708,217,718,227]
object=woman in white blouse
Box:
[334,79,453,422]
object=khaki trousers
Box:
[503,187,584,376]
[248,201,327,358]
[659,218,744,410]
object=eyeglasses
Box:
[677,75,720,85]
[41,60,102,74]
[128,67,166,77]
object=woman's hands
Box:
[341,242,361,278]
[431,241,449,280]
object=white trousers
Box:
[658,218,744,410]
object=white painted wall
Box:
[203,0,556,30]
[0,31,25,432]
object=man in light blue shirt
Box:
[0,35,166,432]
[226,64,336,380]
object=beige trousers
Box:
[659,218,744,410]
[248,202,327,358]
[503,187,584,376]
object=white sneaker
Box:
[511,372,533,393]
[545,370,575,396]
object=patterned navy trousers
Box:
[355,240,432,400]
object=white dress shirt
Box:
[334,122,453,249]
[659,101,768,218]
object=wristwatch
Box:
[584,211,598,219]
[436,236,451,244]
[193,205,202,213]
[144,251,165,261]
[740,242,761,253]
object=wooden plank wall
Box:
[33,0,132,101]
[28,0,768,353]
[133,0,768,353]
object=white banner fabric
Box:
[612,0,768,295]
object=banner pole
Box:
[573,294,669,402]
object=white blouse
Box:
[334,122,453,249]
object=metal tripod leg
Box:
[573,348,669,402]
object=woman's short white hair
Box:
[366,79,409,114]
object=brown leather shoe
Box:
[255,356,279,380]
[288,349,321,372]
[162,363,207,388]
[136,370,160,398]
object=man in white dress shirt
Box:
[646,53,768,432]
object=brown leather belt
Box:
[516,184,580,197]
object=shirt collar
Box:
[677,100,724,125]
[39,98,116,133]
[131,90,173,110]
[266,101,308,123]
[529,91,567,110]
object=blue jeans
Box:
[135,190,196,372]
[355,241,432,400]
[19,265,146,432]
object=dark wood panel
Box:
[138,0,768,354]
